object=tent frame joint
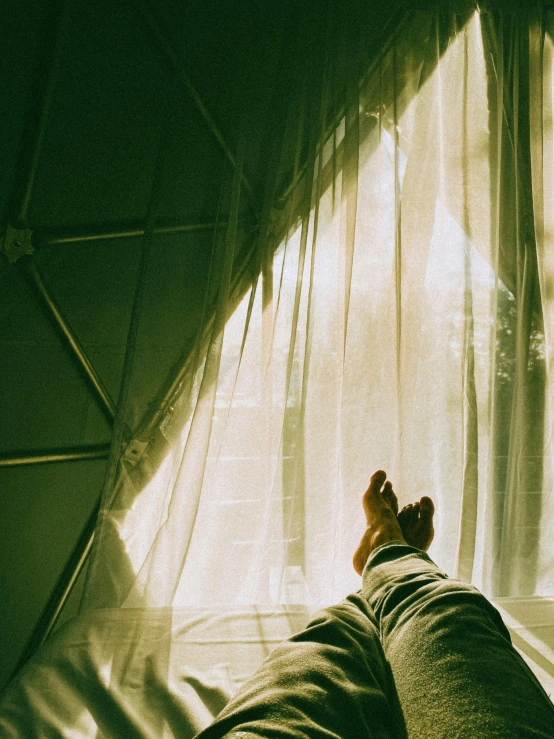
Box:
[1,224,34,263]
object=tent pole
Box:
[130,231,260,447]
[13,0,70,227]
[40,221,226,247]
[12,237,152,672]
[130,337,195,447]
[26,261,117,422]
[11,502,99,680]
[0,445,110,468]
[132,0,256,211]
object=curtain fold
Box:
[76,2,554,729]
[530,7,554,600]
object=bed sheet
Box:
[0,606,311,738]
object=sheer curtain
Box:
[77,0,554,729]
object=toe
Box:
[418,496,435,550]
[401,504,412,524]
[413,502,421,524]
[419,496,435,519]
[370,470,387,489]
[363,470,387,517]
[382,481,399,515]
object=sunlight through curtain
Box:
[75,2,554,732]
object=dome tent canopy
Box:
[1,0,554,735]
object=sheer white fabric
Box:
[75,1,554,725]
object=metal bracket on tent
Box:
[1,224,34,262]
[122,438,149,464]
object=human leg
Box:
[193,593,406,739]
[359,471,554,739]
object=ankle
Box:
[370,525,406,553]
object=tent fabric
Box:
[2,1,554,735]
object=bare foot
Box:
[352,471,436,575]
[352,471,405,575]
[397,497,435,552]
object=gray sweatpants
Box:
[195,542,554,738]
